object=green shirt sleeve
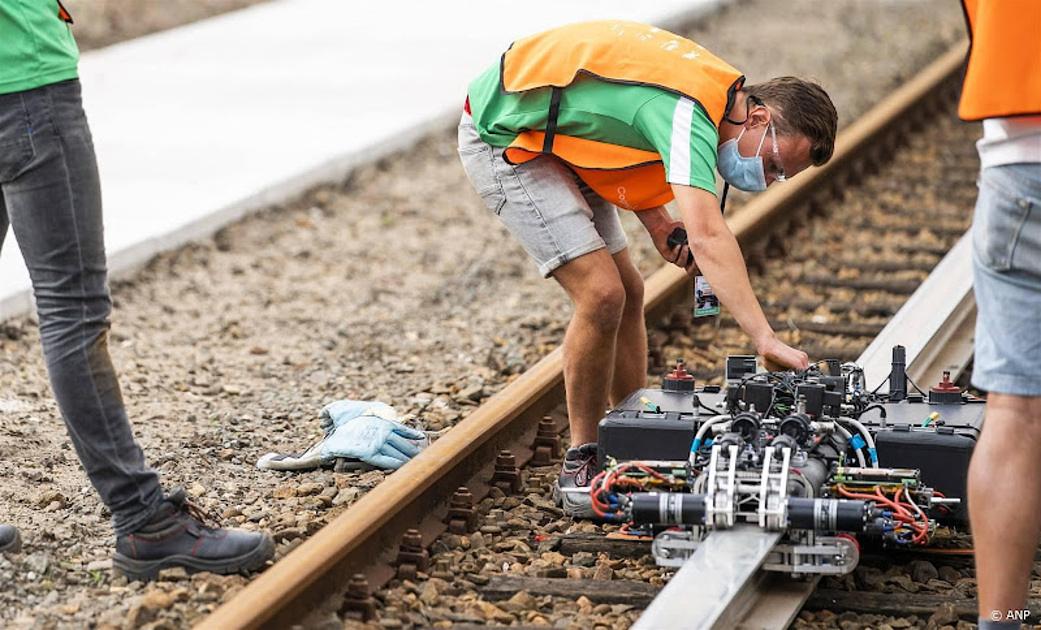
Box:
[634,92,719,195]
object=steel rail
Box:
[200,40,968,630]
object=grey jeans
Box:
[0,79,162,535]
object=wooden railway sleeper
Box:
[786,204,809,235]
[195,44,975,630]
[745,245,769,275]
[828,179,845,202]
[765,233,787,260]
[648,342,665,371]
[844,162,864,188]
[807,195,829,219]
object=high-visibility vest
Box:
[499,21,744,210]
[959,0,1041,121]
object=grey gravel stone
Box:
[910,559,939,584]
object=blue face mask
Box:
[716,122,779,192]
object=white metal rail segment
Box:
[632,526,783,630]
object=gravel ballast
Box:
[1,1,971,627]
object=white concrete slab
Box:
[0,0,727,321]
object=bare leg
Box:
[609,248,647,405]
[969,393,1041,620]
[551,249,626,446]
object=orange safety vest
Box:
[959,0,1041,121]
[499,21,744,210]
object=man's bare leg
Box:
[969,393,1041,622]
[551,249,626,446]
[609,248,647,405]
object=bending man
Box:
[457,21,837,517]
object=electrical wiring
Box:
[837,417,880,467]
[697,399,723,416]
[905,374,930,397]
[870,375,889,396]
[589,460,687,520]
[834,424,867,468]
[835,483,931,544]
[854,404,887,421]
[600,355,956,575]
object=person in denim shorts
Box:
[958,1,1041,628]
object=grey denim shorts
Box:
[971,163,1041,396]
[457,113,628,277]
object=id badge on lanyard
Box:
[693,275,720,317]
[667,227,722,319]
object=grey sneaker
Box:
[553,443,598,519]
[0,524,21,553]
[114,488,274,582]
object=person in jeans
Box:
[0,2,273,579]
[458,21,836,517]
[959,1,1041,628]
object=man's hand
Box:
[636,207,694,272]
[756,334,810,372]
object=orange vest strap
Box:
[505,132,662,171]
[959,0,1041,120]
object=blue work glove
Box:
[321,400,398,430]
[319,400,428,470]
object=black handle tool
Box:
[667,227,695,267]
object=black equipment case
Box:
[867,397,984,524]
[596,387,725,465]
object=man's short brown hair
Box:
[744,77,838,166]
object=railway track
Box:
[199,42,982,629]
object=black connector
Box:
[889,345,907,402]
[667,227,695,266]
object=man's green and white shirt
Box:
[468,62,719,196]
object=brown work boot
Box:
[113,488,274,582]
